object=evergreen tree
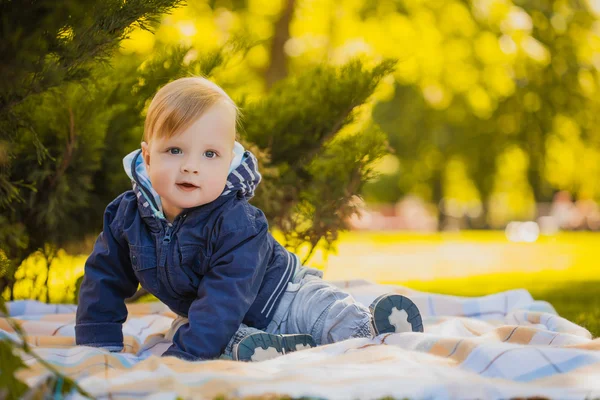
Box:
[243,60,393,257]
[0,0,184,298]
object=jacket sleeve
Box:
[162,205,271,360]
[75,196,139,352]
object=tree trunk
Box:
[264,0,295,89]
[431,168,446,231]
[42,252,56,304]
[8,278,15,301]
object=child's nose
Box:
[181,160,200,174]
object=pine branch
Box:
[0,0,185,113]
[291,101,355,174]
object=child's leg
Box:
[266,267,423,345]
[265,267,373,345]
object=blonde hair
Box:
[143,77,238,142]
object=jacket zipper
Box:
[160,224,177,294]
[160,224,172,265]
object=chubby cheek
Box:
[204,174,229,201]
[147,168,173,198]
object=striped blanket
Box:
[2,280,600,399]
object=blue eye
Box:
[168,148,182,155]
[204,151,217,159]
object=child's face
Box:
[142,101,236,222]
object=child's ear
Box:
[141,142,151,169]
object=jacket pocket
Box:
[179,245,207,277]
[129,245,159,293]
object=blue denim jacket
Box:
[75,149,298,360]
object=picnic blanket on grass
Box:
[3,280,600,399]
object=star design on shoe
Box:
[251,346,283,361]
[388,307,412,332]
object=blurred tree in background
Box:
[365,0,600,228]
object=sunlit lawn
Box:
[10,231,600,337]
[315,231,600,337]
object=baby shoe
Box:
[233,332,316,362]
[369,293,424,334]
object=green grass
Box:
[538,281,600,337]
[319,231,600,338]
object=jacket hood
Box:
[122,141,262,220]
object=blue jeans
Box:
[264,266,373,345]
